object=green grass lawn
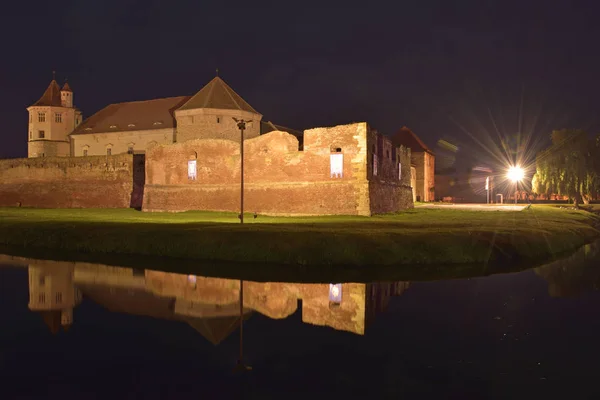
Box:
[0,206,598,274]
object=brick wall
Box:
[368,136,414,213]
[143,122,375,215]
[0,154,142,208]
[411,151,436,202]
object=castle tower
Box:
[27,74,83,158]
[28,263,82,333]
[61,81,73,108]
[174,75,263,143]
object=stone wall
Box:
[28,139,70,158]
[411,151,435,202]
[70,128,175,156]
[143,122,376,215]
[174,108,261,144]
[369,140,414,213]
[0,154,143,208]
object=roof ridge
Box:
[203,80,216,108]
[109,95,190,106]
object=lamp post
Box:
[234,279,251,372]
[233,118,252,224]
[506,166,524,205]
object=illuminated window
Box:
[56,292,62,303]
[83,149,88,156]
[188,160,197,180]
[55,113,62,123]
[38,130,45,139]
[329,283,342,306]
[330,153,343,178]
[106,148,112,156]
[38,112,46,122]
[128,124,135,128]
[398,162,402,180]
[373,154,378,176]
[109,125,117,129]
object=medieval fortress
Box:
[0,75,435,215]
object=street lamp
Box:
[507,166,524,204]
[233,279,251,372]
[233,118,252,224]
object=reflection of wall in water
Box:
[26,262,410,340]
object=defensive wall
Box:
[143,122,414,216]
[0,122,414,215]
[0,154,144,208]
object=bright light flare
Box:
[506,166,525,182]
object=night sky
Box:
[2,0,598,171]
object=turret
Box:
[61,81,73,108]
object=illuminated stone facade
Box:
[11,74,416,214]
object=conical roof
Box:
[61,81,72,92]
[31,80,63,107]
[39,310,61,334]
[178,76,259,114]
[186,312,253,345]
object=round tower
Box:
[28,264,82,333]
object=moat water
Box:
[1,242,600,399]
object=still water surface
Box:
[1,243,600,399]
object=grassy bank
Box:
[0,206,598,269]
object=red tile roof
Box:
[391,126,434,154]
[61,81,72,92]
[70,96,191,135]
[178,76,259,114]
[30,80,62,107]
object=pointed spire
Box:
[61,79,72,93]
[216,68,219,77]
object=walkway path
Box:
[416,203,528,212]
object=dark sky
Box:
[1,0,599,169]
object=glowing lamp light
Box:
[507,166,524,182]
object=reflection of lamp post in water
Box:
[233,118,252,224]
[234,279,251,372]
[507,166,524,205]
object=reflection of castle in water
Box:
[26,261,410,342]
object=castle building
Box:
[27,74,301,158]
